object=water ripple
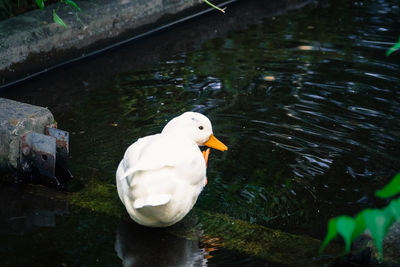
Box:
[106,0,400,233]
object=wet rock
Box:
[0,98,54,170]
[383,221,400,263]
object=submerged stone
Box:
[68,180,342,266]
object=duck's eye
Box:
[198,126,204,130]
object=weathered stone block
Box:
[0,98,54,170]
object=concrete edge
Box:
[0,0,235,88]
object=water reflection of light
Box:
[297,45,313,50]
[263,76,276,81]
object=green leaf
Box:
[36,0,45,9]
[386,36,400,56]
[386,197,400,220]
[362,209,393,256]
[352,210,367,241]
[65,0,82,12]
[319,217,338,253]
[336,216,356,253]
[376,173,400,198]
[202,0,226,13]
[53,10,67,28]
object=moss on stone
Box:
[193,209,341,265]
[69,181,125,219]
[67,180,341,265]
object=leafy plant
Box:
[36,0,45,9]
[376,173,400,198]
[52,8,66,28]
[386,36,400,56]
[29,0,81,27]
[12,0,221,28]
[320,173,400,259]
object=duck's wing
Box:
[117,134,205,210]
[118,134,201,184]
[117,134,159,182]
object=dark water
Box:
[1,0,400,265]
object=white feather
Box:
[116,112,217,227]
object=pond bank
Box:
[0,0,234,88]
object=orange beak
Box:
[204,134,228,151]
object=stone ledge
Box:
[0,0,232,87]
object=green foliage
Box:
[64,0,81,12]
[320,218,338,253]
[53,9,66,28]
[386,36,400,56]
[202,0,226,13]
[24,0,219,28]
[32,0,82,28]
[320,173,400,258]
[36,0,45,9]
[386,198,400,221]
[336,216,356,252]
[362,208,394,255]
[376,173,400,198]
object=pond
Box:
[1,0,399,265]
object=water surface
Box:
[1,0,400,265]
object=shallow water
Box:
[1,0,400,265]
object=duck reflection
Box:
[115,220,207,267]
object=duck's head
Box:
[162,112,228,151]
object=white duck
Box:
[116,112,228,227]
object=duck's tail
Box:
[133,194,171,209]
[119,168,136,181]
